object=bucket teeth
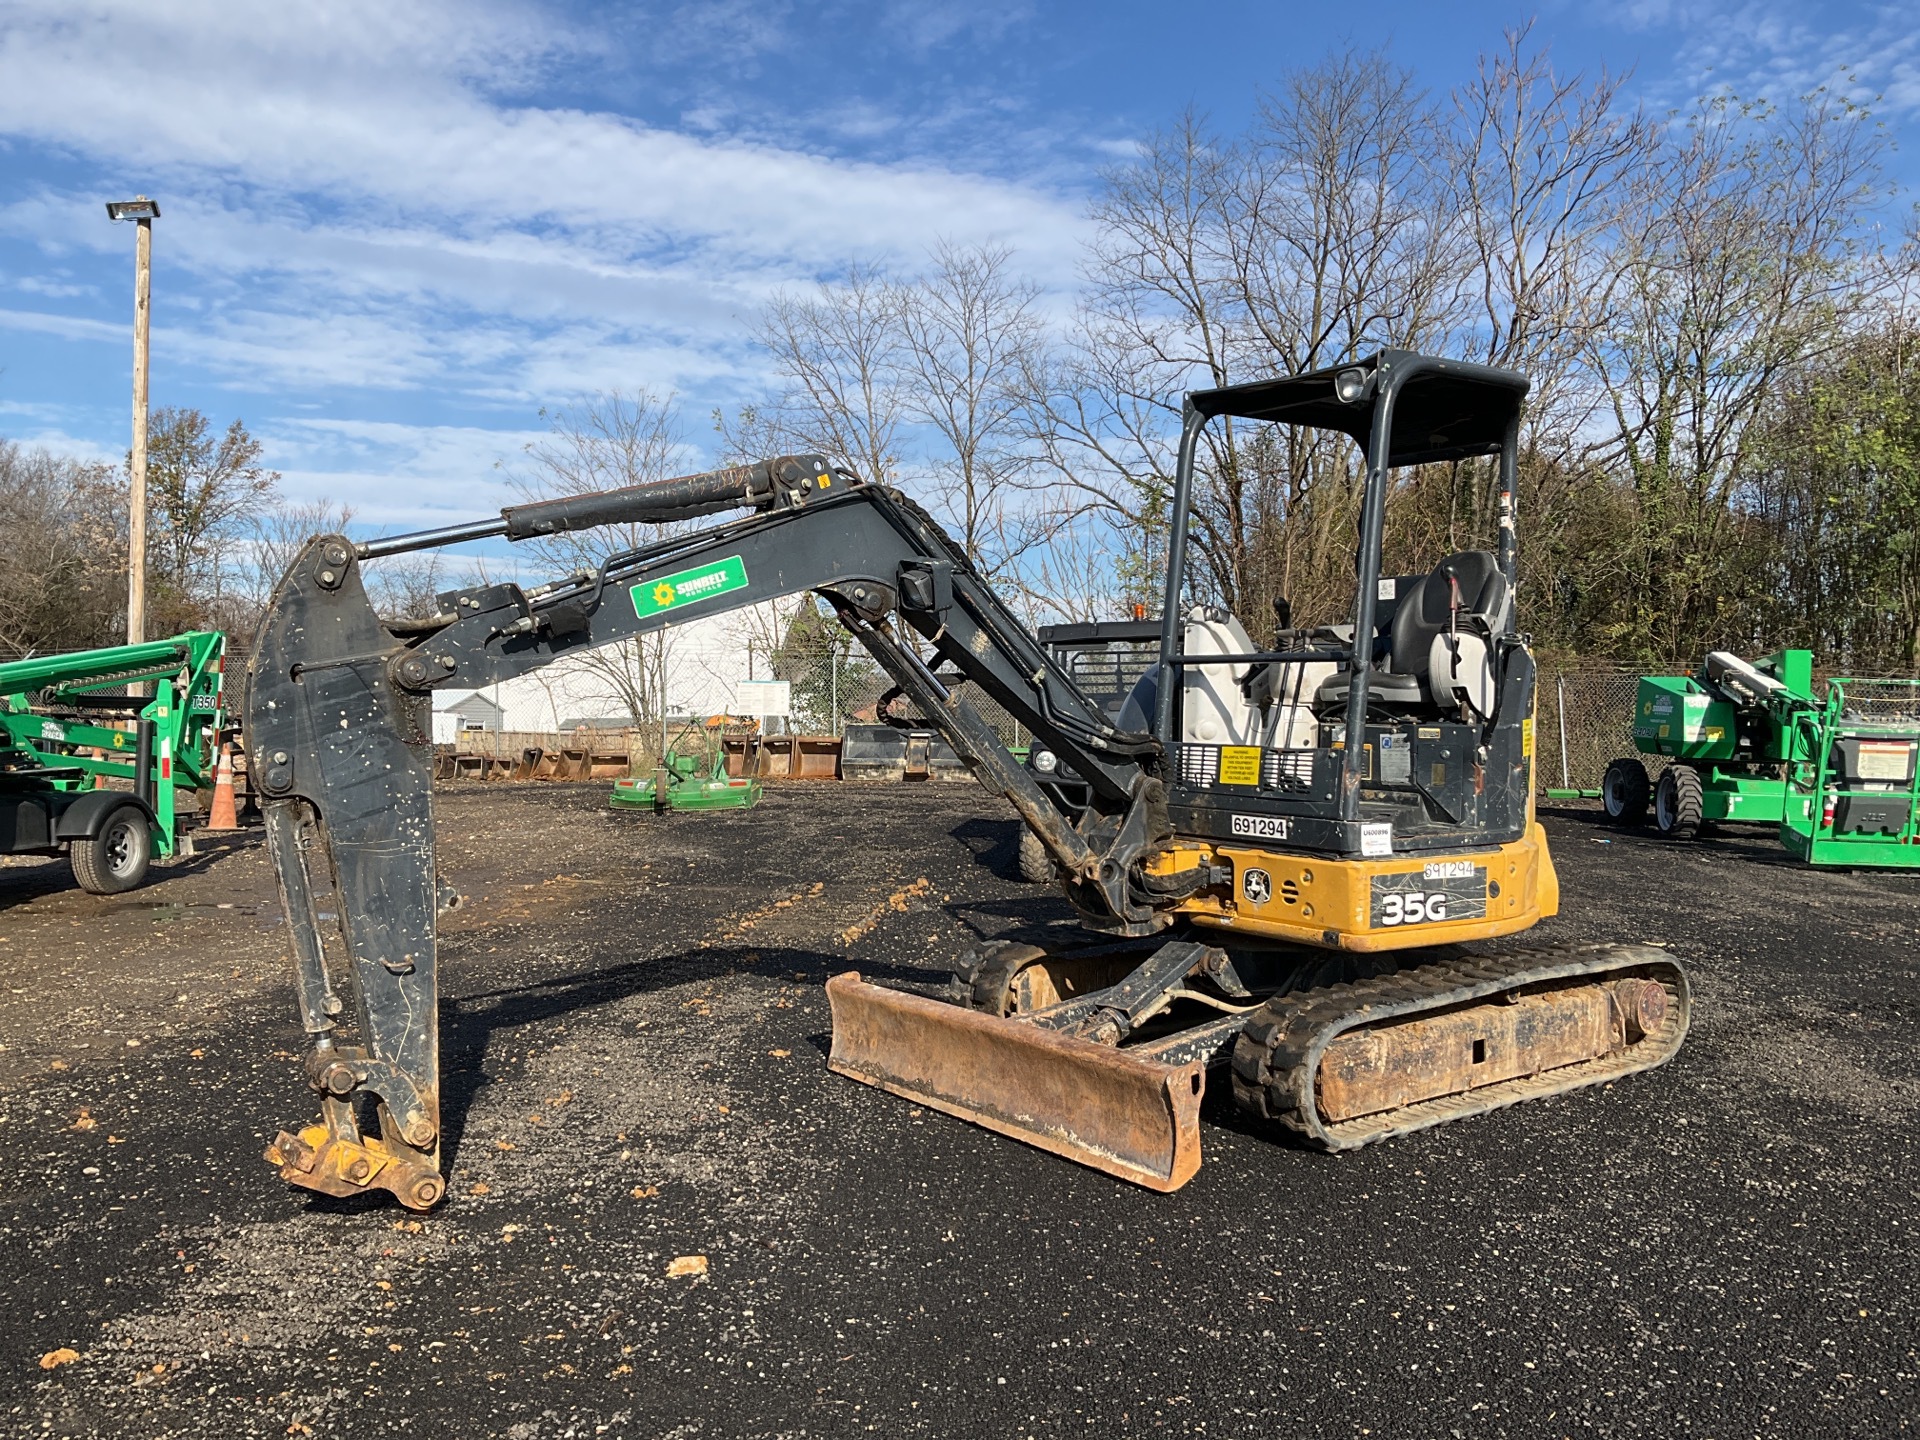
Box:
[825,972,1205,1191]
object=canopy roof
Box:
[1187,350,1528,467]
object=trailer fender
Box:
[53,790,156,842]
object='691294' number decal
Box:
[1369,866,1488,927]
[1231,813,1290,840]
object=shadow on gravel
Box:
[949,815,1021,875]
[0,827,262,908]
[1541,802,1850,870]
[430,943,933,1166]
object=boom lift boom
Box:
[249,351,1688,1210]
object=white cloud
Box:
[0,418,120,465]
[0,0,1089,428]
[0,305,123,343]
[0,2,1085,277]
[1601,1,1920,117]
[260,417,550,529]
[12,273,95,298]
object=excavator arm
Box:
[246,457,1175,1208]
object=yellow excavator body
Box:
[1157,820,1560,951]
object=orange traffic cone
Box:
[206,743,239,831]
[92,748,108,789]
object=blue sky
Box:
[1,0,1916,539]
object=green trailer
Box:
[1600,649,1920,867]
[0,631,229,892]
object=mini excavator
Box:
[249,351,1689,1209]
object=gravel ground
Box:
[1,782,1915,1438]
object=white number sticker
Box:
[1231,814,1290,840]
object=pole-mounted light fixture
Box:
[106,195,159,646]
[105,198,162,222]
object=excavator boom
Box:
[247,460,1184,1207]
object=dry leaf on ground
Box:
[665,1255,707,1278]
[39,1348,79,1370]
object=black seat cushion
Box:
[1315,670,1424,709]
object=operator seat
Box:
[1316,551,1511,718]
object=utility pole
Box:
[106,197,161,645]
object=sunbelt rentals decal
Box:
[631,556,750,619]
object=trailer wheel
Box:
[71,804,153,894]
[1602,758,1651,824]
[1016,827,1052,883]
[1654,766,1704,841]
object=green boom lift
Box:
[1600,649,1920,867]
[0,631,229,892]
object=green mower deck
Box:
[609,743,763,814]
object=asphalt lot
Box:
[2,781,1915,1438]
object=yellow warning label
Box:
[1217,746,1262,787]
[1522,718,1534,757]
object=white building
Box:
[430,599,798,740]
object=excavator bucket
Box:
[825,972,1205,1191]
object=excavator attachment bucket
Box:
[825,972,1205,1191]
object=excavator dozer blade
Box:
[825,971,1205,1192]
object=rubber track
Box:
[1229,942,1690,1152]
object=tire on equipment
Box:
[1602,757,1650,825]
[71,802,153,895]
[1654,765,1704,840]
[1016,827,1052,884]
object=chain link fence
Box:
[764,649,1034,749]
[1537,669,1657,795]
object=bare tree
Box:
[204,496,358,639]
[1041,57,1463,629]
[139,408,280,634]
[1450,27,1650,394]
[1586,87,1890,658]
[513,391,691,727]
[0,441,122,653]
[1026,112,1239,619]
[745,262,906,486]
[1437,27,1656,569]
[716,41,1909,666]
[1233,49,1462,374]
[897,240,1049,581]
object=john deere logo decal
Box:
[631,556,749,619]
